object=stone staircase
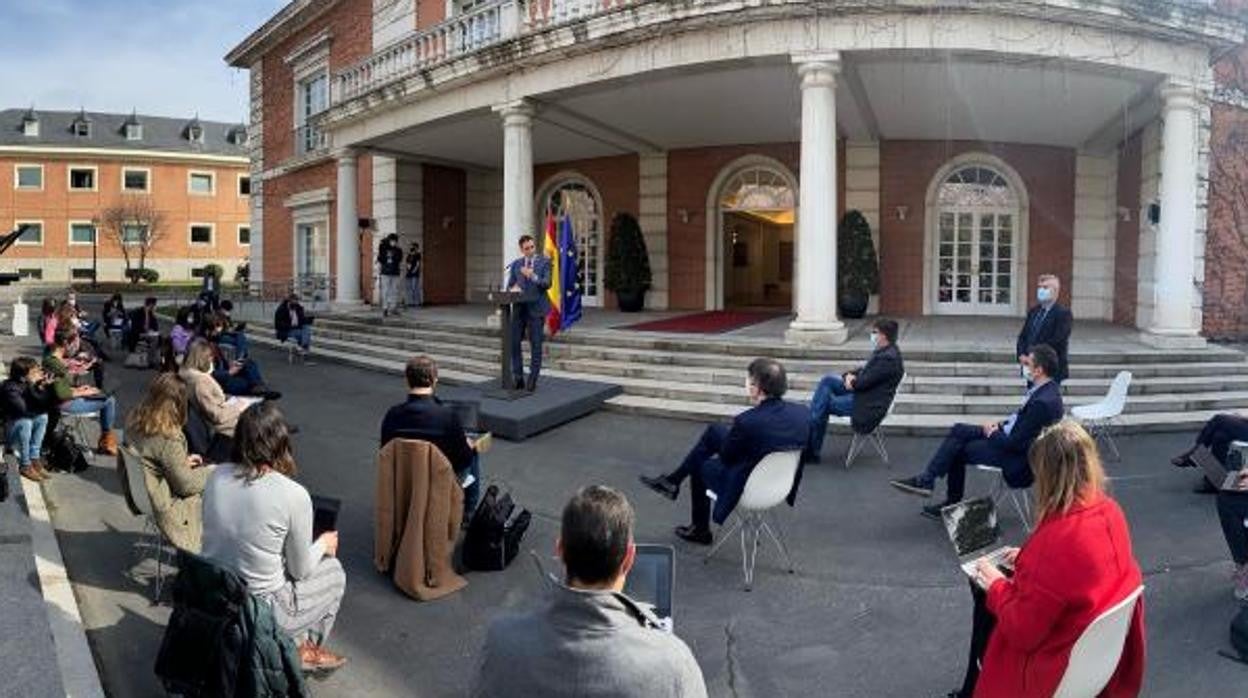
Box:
[233,311,1248,436]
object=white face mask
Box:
[1037,287,1053,303]
[869,331,880,350]
[1021,364,1034,382]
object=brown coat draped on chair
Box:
[374,439,467,601]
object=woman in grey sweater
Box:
[200,402,348,676]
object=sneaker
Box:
[674,525,712,546]
[639,474,679,501]
[889,475,934,498]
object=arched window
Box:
[542,178,603,306]
[933,164,1022,313]
[719,167,796,213]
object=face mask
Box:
[869,332,880,350]
[1037,287,1053,303]
[1021,364,1034,382]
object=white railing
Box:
[333,0,640,102]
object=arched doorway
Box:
[925,157,1029,316]
[537,174,604,307]
[708,160,798,310]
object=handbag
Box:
[462,484,531,572]
[45,425,90,473]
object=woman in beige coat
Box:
[127,373,213,552]
[179,339,246,438]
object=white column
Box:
[335,148,362,304]
[787,54,847,345]
[494,100,535,286]
[1144,80,1204,347]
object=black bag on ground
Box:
[1225,605,1248,665]
[45,426,89,473]
[462,485,531,572]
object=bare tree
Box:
[101,197,167,282]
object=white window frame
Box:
[22,120,39,137]
[125,123,143,141]
[68,164,98,192]
[237,224,251,246]
[188,126,204,144]
[237,173,251,197]
[121,222,148,247]
[121,166,151,193]
[187,170,215,196]
[68,220,97,247]
[17,268,43,280]
[188,222,215,246]
[14,219,44,246]
[14,163,43,191]
[73,121,91,138]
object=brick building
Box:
[0,108,251,284]
[229,0,1248,343]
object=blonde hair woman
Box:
[126,373,211,552]
[948,420,1145,698]
[178,339,246,438]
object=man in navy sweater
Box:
[890,344,1065,519]
[639,358,809,545]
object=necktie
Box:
[1029,307,1049,344]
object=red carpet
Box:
[618,311,787,334]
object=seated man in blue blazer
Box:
[890,344,1065,520]
[639,358,809,545]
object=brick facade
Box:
[0,155,249,282]
[878,141,1076,316]
[1205,105,1248,339]
[534,154,639,309]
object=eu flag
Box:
[557,214,582,331]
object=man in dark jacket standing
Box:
[890,344,1065,519]
[639,358,809,545]
[380,355,483,518]
[505,234,552,392]
[1016,274,1072,383]
[806,317,905,462]
[377,233,403,317]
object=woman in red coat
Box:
[949,419,1146,698]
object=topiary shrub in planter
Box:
[604,212,652,312]
[128,268,160,284]
[837,210,879,319]
[203,263,224,281]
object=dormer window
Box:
[73,120,91,138]
[125,123,142,140]
[188,125,204,143]
[21,118,38,137]
[229,127,248,146]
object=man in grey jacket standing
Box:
[473,486,707,698]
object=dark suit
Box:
[922,380,1064,502]
[506,254,552,385]
[273,301,309,343]
[669,397,809,528]
[125,307,159,352]
[380,393,481,515]
[1016,303,1072,382]
[807,343,905,457]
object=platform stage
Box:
[438,377,623,441]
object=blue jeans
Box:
[65,395,116,432]
[220,331,250,358]
[807,375,855,457]
[406,276,422,306]
[215,360,265,396]
[287,326,311,351]
[7,414,48,466]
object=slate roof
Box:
[0,108,248,158]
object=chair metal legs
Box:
[986,471,1033,532]
[845,430,889,469]
[1085,419,1121,461]
[706,510,795,591]
[135,516,172,604]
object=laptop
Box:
[311,495,341,539]
[624,544,675,629]
[1192,446,1242,491]
[940,497,1014,585]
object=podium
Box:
[472,289,530,399]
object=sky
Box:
[0,0,289,123]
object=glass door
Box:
[935,209,1014,315]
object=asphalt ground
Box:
[34,342,1248,697]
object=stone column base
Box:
[1139,328,1206,349]
[786,322,848,346]
[485,309,502,329]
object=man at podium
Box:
[505,235,552,392]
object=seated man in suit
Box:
[638,358,809,545]
[125,297,160,353]
[1017,274,1072,384]
[806,317,905,463]
[380,355,483,518]
[890,344,1065,519]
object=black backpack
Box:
[462,485,531,572]
[45,425,89,473]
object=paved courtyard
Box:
[35,343,1248,696]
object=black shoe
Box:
[921,501,955,521]
[804,451,822,465]
[674,525,712,546]
[525,376,537,392]
[1172,452,1197,468]
[1194,477,1218,494]
[890,475,934,498]
[639,474,679,500]
[513,378,525,391]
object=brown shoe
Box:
[19,466,43,483]
[297,641,347,676]
[97,431,118,456]
[31,459,51,481]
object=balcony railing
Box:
[333,0,636,103]
[294,123,328,156]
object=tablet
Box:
[624,544,674,623]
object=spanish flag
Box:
[544,213,582,336]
